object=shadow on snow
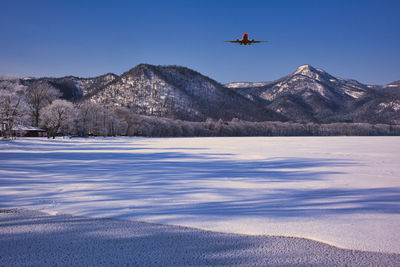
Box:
[1,145,399,219]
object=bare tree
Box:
[25,81,61,127]
[76,101,101,136]
[0,82,28,139]
[40,99,75,138]
[76,102,121,136]
[114,107,136,136]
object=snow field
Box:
[0,136,399,253]
[1,209,399,266]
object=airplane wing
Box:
[224,40,242,43]
[249,40,268,44]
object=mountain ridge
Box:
[2,64,399,124]
[226,64,399,124]
[76,64,284,122]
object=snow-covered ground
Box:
[2,209,399,266]
[0,137,399,253]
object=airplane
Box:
[224,33,268,45]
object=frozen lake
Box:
[0,137,399,253]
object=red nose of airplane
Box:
[242,33,248,38]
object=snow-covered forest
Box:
[1,77,400,138]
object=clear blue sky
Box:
[1,0,399,84]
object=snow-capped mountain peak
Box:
[228,64,400,123]
[292,64,325,81]
[294,64,315,74]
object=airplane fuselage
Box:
[224,33,266,45]
[242,33,249,40]
[241,33,250,45]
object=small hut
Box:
[12,125,47,137]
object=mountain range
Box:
[14,64,400,124]
[227,64,400,124]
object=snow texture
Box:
[1,209,399,266]
[225,82,271,88]
[0,137,400,254]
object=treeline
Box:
[88,115,400,137]
[30,100,400,137]
[1,78,400,138]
